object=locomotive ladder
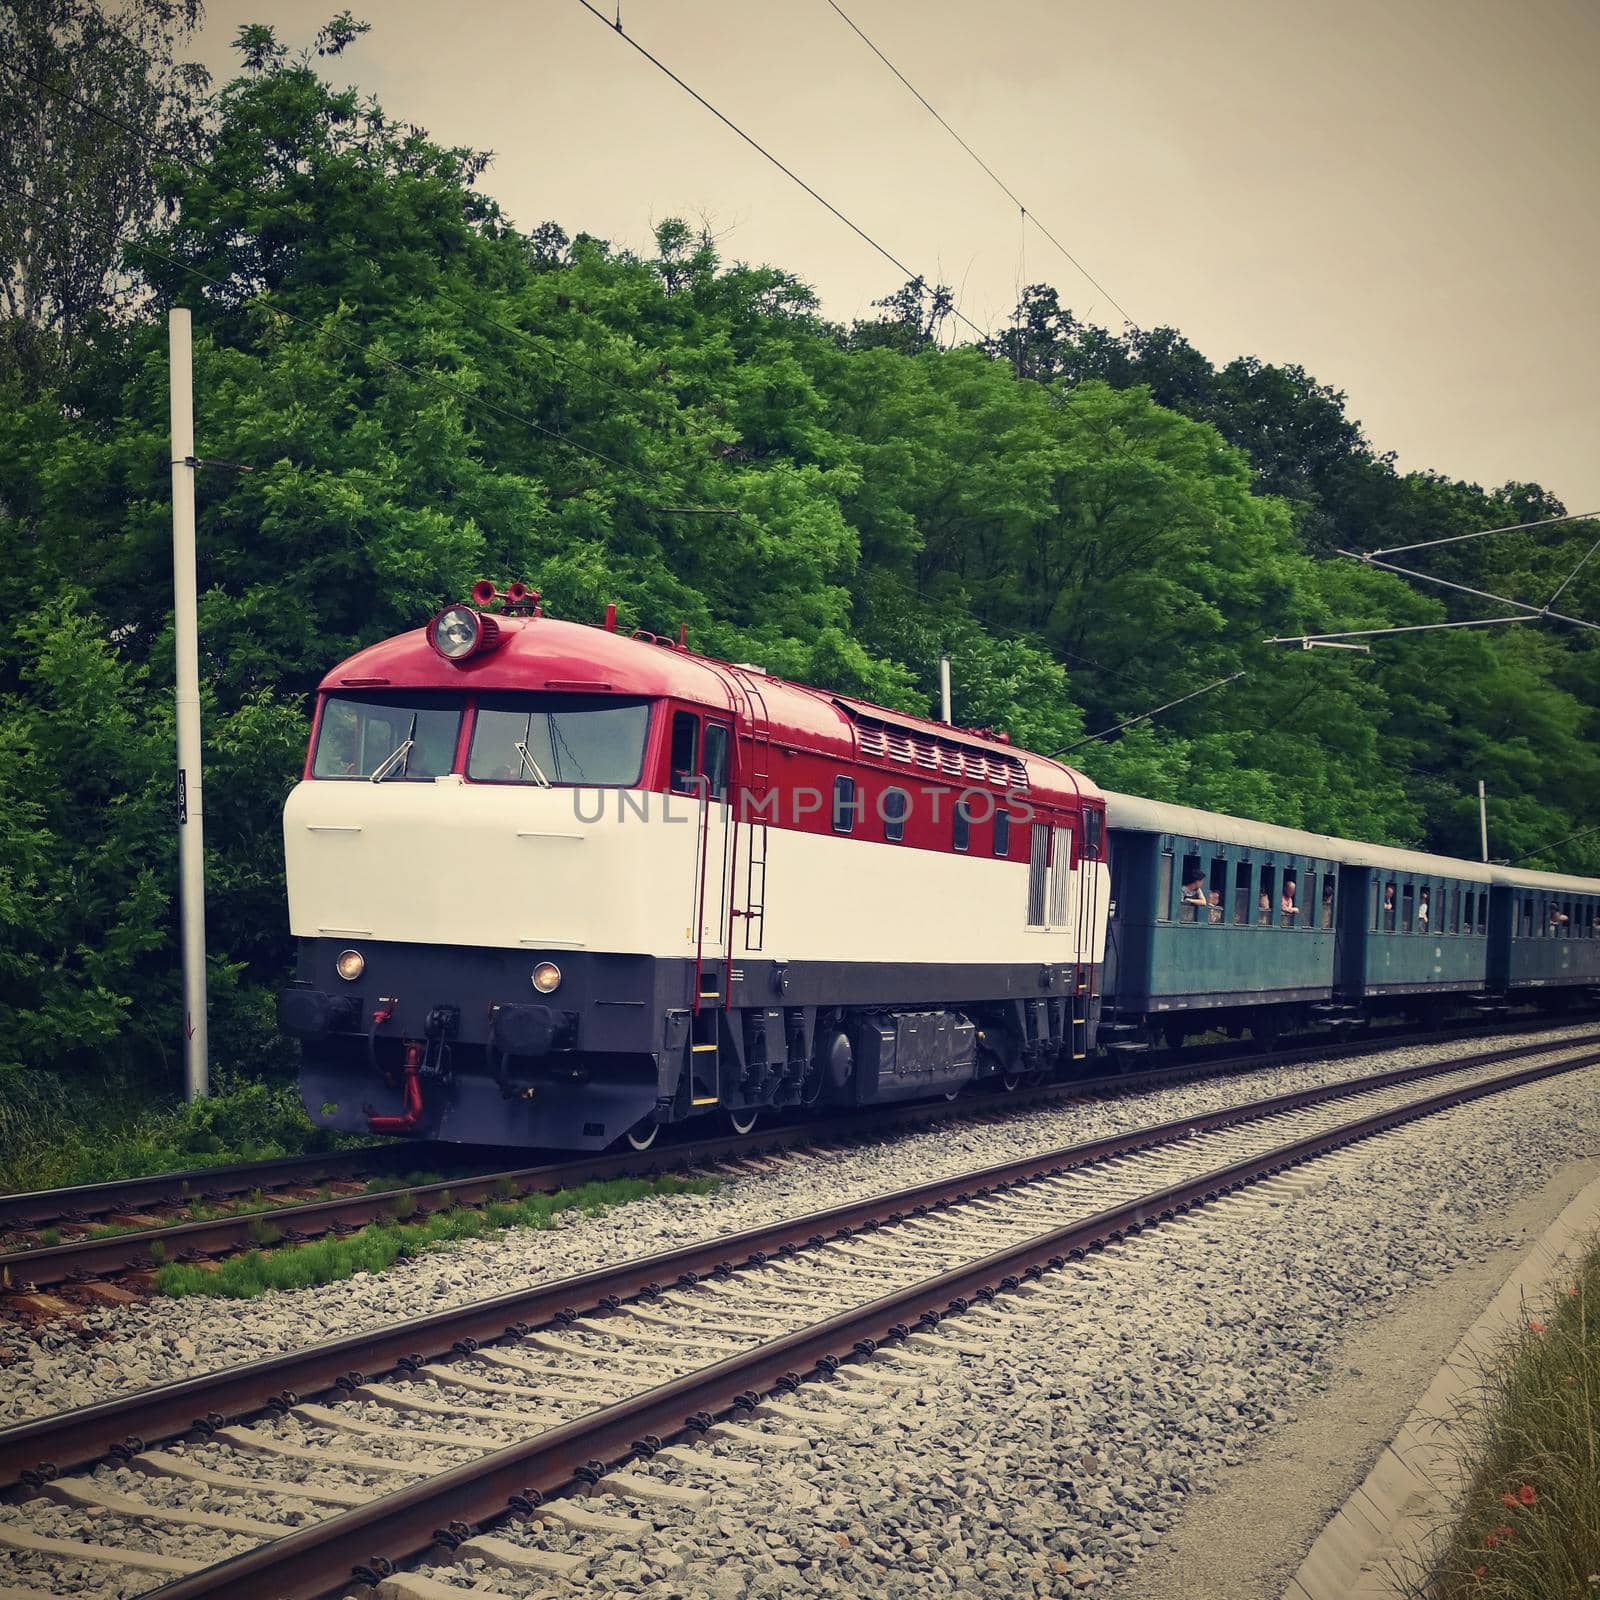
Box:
[1071,816,1103,1061]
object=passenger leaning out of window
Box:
[1417,887,1430,930]
[1207,889,1224,924]
[1280,877,1299,924]
[1180,872,1208,910]
[1550,905,1570,929]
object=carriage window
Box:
[1563,900,1575,936]
[994,807,1011,858]
[1321,875,1336,929]
[1028,825,1050,925]
[1383,881,1398,932]
[1280,863,1301,927]
[1180,853,1206,923]
[1401,885,1414,934]
[469,696,652,787]
[1465,891,1477,935]
[1417,885,1432,934]
[883,787,909,843]
[1258,865,1276,925]
[1477,894,1489,936]
[1233,861,1252,925]
[314,694,464,781]
[832,776,858,834]
[1207,858,1227,924]
[1516,895,1529,938]
[953,797,971,853]
[1451,887,1461,934]
[1156,850,1174,923]
[1304,873,1318,929]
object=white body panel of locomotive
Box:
[284,780,1108,968]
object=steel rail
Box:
[4,1035,1595,1491]
[0,1143,446,1231]
[5,1016,1592,1290]
[133,1045,1600,1600]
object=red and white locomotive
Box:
[279,585,1110,1149]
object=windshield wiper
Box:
[370,714,419,783]
[513,740,553,788]
[369,739,415,782]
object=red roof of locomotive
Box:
[322,615,1101,808]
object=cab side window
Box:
[669,712,700,794]
[701,722,729,801]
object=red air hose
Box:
[368,1041,425,1133]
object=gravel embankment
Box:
[327,1061,1600,1600]
[3,1024,1594,1432]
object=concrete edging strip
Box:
[1286,1172,1600,1600]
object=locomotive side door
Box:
[698,719,733,958]
[673,711,733,963]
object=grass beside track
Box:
[1409,1235,1600,1599]
[153,1174,722,1298]
[0,1077,370,1193]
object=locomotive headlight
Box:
[531,961,562,994]
[334,948,365,982]
[432,605,480,659]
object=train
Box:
[277,585,1600,1150]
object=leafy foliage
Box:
[0,12,1596,1102]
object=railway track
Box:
[3,1014,1592,1300]
[0,1034,1594,1599]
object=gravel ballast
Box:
[331,1062,1600,1600]
[3,1025,1596,1430]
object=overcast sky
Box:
[195,0,1599,515]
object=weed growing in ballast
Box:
[153,1173,721,1299]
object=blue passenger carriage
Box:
[1489,866,1600,998]
[1338,845,1493,1006]
[1101,794,1346,1047]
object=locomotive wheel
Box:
[727,1107,760,1136]
[624,1117,660,1152]
[1000,1069,1022,1093]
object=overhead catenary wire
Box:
[821,0,1136,328]
[1049,671,1247,756]
[1363,507,1600,558]
[571,0,991,345]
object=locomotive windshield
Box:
[467,694,650,786]
[312,695,463,780]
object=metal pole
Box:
[169,309,209,1100]
[1478,780,1489,864]
[938,655,952,724]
